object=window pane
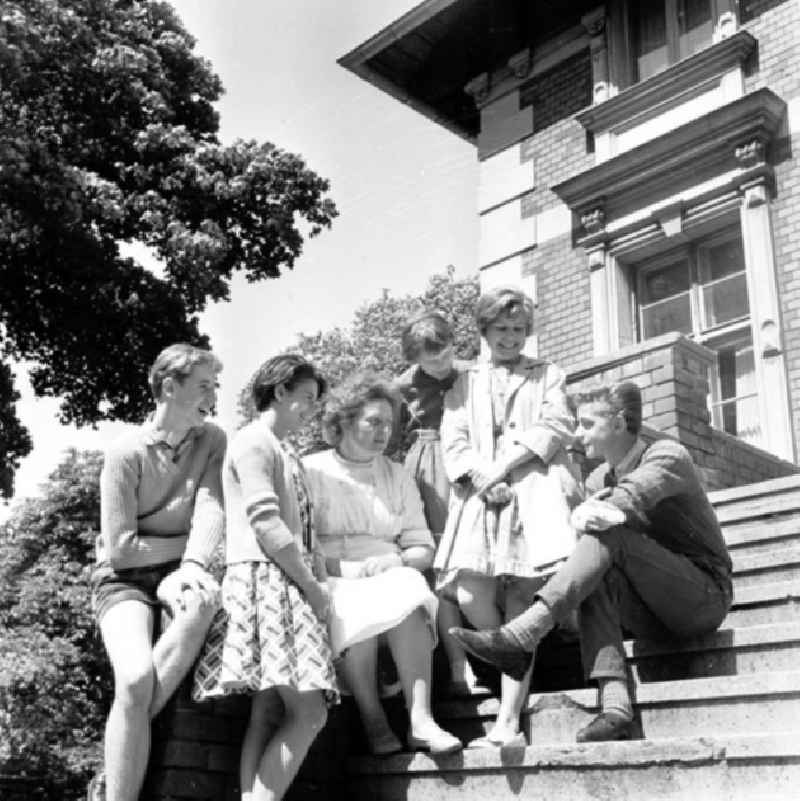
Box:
[678,0,713,59]
[679,0,712,33]
[631,2,669,80]
[717,338,756,399]
[641,260,691,303]
[717,395,761,443]
[712,337,760,441]
[704,237,746,281]
[702,273,749,327]
[642,293,693,338]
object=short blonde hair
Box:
[321,371,400,447]
[148,343,222,400]
[475,286,534,336]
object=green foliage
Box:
[0,363,32,498]
[0,0,338,495]
[237,267,481,453]
[0,450,109,797]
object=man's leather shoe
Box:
[448,627,532,681]
[575,712,633,743]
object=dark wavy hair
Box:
[321,370,401,447]
[572,381,643,435]
[401,310,454,361]
[250,354,327,413]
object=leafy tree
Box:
[0,0,337,497]
[0,363,32,498]
[0,449,108,798]
[237,267,482,453]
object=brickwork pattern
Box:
[142,681,352,801]
[522,237,592,369]
[566,334,797,490]
[741,0,800,457]
[513,47,595,370]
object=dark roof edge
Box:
[338,0,461,70]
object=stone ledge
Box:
[347,732,799,775]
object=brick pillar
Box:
[567,331,716,453]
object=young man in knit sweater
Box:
[450,381,732,742]
[90,344,226,801]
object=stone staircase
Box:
[341,474,800,801]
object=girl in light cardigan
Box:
[193,355,336,801]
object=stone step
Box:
[534,621,800,686]
[344,733,800,801]
[725,578,800,627]
[626,620,800,682]
[711,476,800,525]
[722,514,800,556]
[710,474,800,507]
[731,544,800,586]
[433,670,800,746]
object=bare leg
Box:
[455,573,503,631]
[240,690,285,797]
[339,637,400,752]
[385,606,460,755]
[245,687,327,801]
[437,597,476,687]
[149,594,217,716]
[491,583,535,742]
[99,601,156,801]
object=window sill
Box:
[578,31,755,137]
[553,88,785,246]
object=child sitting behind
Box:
[395,310,477,697]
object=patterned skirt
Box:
[192,561,339,704]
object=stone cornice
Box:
[553,88,785,216]
[576,30,756,134]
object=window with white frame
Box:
[636,228,760,444]
[629,0,718,82]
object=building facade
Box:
[341,0,800,486]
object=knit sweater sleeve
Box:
[100,440,178,569]
[182,425,227,568]
[606,440,695,527]
[230,425,295,557]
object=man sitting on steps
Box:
[449,381,733,743]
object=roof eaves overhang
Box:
[339,0,477,142]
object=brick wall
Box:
[142,679,354,801]
[740,0,800,457]
[566,332,797,490]
[517,49,595,369]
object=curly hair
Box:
[250,354,327,413]
[474,286,534,336]
[321,370,401,447]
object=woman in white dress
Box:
[303,372,462,757]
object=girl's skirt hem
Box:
[192,561,339,705]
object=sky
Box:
[4,0,479,512]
